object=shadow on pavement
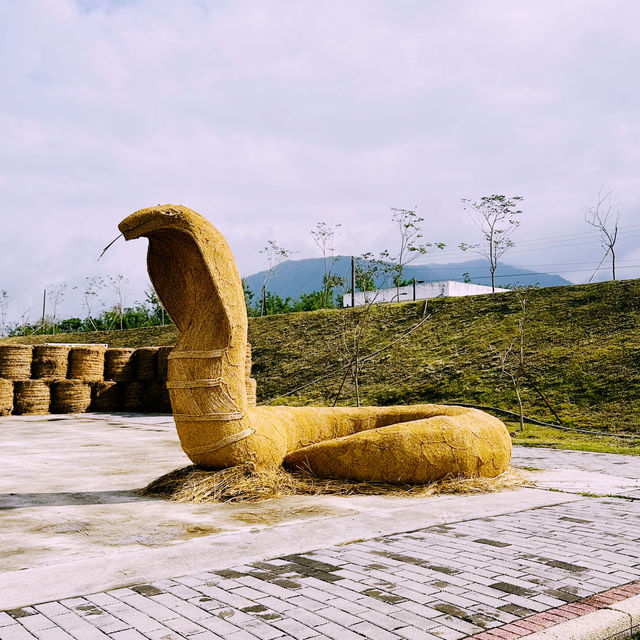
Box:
[0,489,154,509]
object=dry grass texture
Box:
[136,347,158,380]
[104,348,136,381]
[141,463,526,503]
[51,380,92,413]
[0,344,33,380]
[14,380,50,414]
[0,379,13,416]
[31,345,70,379]
[68,345,106,382]
[91,381,121,412]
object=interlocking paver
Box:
[5,455,640,640]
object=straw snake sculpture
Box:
[119,205,511,483]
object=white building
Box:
[342,280,509,307]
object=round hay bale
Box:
[68,345,106,382]
[144,381,171,413]
[246,377,257,407]
[0,344,33,380]
[135,347,158,381]
[245,343,252,378]
[122,381,145,411]
[156,346,173,381]
[32,344,70,380]
[104,348,136,381]
[91,381,121,412]
[13,380,50,415]
[0,379,13,415]
[51,380,92,413]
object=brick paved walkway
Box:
[2,492,640,640]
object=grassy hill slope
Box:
[5,279,640,434]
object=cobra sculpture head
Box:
[118,204,247,350]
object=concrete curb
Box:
[471,589,640,640]
[520,608,633,639]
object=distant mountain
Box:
[243,257,572,300]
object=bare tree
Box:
[18,304,33,336]
[47,283,67,334]
[311,222,343,308]
[460,194,523,292]
[382,207,445,301]
[332,255,396,405]
[108,274,130,330]
[497,286,563,429]
[77,276,105,331]
[259,240,293,316]
[585,187,621,282]
[496,287,531,432]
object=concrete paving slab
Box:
[512,447,640,480]
[512,446,640,497]
[522,468,640,497]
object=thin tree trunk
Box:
[611,248,616,281]
[514,382,524,432]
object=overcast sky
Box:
[1,0,639,325]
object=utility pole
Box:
[351,256,355,308]
[41,289,46,329]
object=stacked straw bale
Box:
[91,381,121,412]
[104,348,136,381]
[0,344,33,380]
[245,343,257,406]
[14,380,50,414]
[245,343,252,378]
[122,381,145,411]
[145,381,171,413]
[32,344,70,379]
[156,346,172,381]
[68,345,106,382]
[245,377,257,407]
[51,380,92,413]
[0,379,13,416]
[135,347,158,381]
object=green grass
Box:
[507,421,640,456]
[4,279,640,452]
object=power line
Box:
[409,259,640,274]
[415,231,640,261]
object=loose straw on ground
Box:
[141,464,526,504]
